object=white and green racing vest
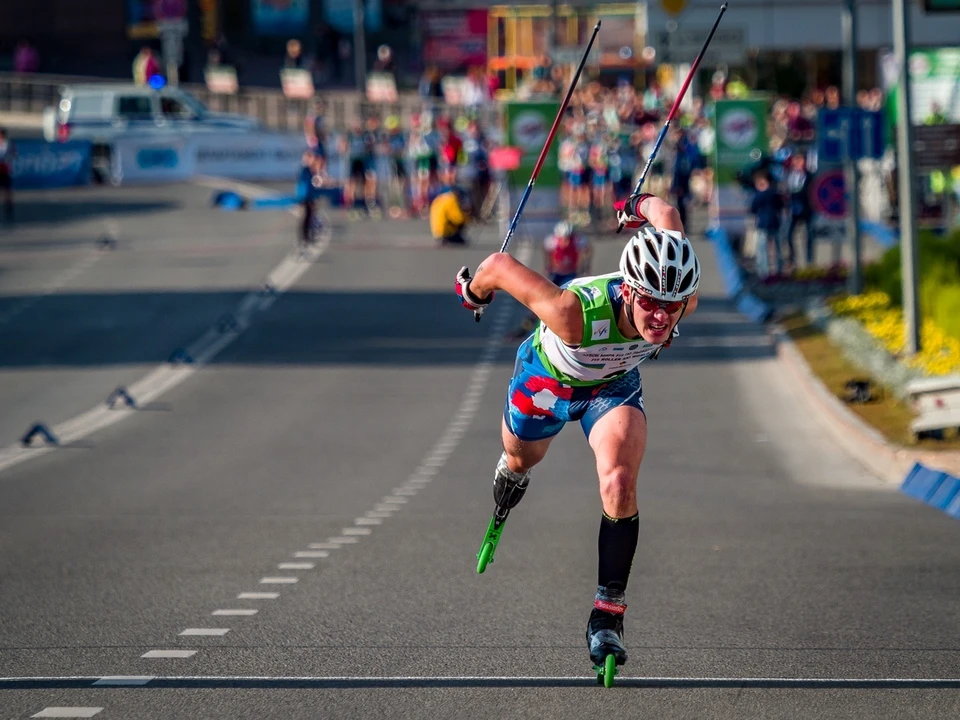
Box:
[532,273,676,386]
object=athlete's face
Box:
[625,286,684,344]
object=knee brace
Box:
[493,452,530,511]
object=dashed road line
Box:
[179,628,230,636]
[31,708,103,718]
[237,592,279,600]
[140,650,196,659]
[211,609,258,616]
[259,577,298,584]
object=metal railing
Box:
[0,72,503,134]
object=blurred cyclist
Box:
[295,150,328,251]
[0,127,14,222]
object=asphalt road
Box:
[1,184,959,719]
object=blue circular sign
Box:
[812,170,847,219]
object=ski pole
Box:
[498,20,601,255]
[617,2,729,233]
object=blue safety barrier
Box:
[858,220,898,250]
[901,462,960,519]
[11,139,92,189]
[706,226,773,324]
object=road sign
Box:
[812,169,847,219]
[655,27,744,66]
[818,108,885,163]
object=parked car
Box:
[42,84,260,179]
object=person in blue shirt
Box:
[296,149,327,248]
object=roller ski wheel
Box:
[594,653,617,687]
[475,513,508,574]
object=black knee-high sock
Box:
[597,512,639,594]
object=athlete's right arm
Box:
[465,253,584,344]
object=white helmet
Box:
[619,226,700,301]
[554,220,573,238]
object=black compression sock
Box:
[597,512,640,593]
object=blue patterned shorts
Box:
[503,337,645,442]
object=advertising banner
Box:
[883,47,960,125]
[111,136,193,184]
[504,101,562,241]
[421,10,488,71]
[11,140,92,190]
[189,134,307,180]
[505,101,562,189]
[710,97,768,237]
[251,0,309,36]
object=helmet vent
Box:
[666,243,677,261]
[665,266,678,294]
[643,264,661,291]
[678,271,693,294]
[682,244,690,264]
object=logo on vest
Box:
[591,320,610,341]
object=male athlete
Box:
[455,193,700,670]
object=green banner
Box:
[504,101,561,189]
[711,98,768,185]
[886,47,960,126]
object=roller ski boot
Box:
[476,453,530,574]
[587,588,628,688]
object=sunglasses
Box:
[634,294,685,314]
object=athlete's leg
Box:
[588,405,646,518]
[579,374,646,665]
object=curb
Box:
[706,224,960,488]
[773,327,908,485]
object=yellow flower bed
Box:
[830,292,960,376]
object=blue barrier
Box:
[858,220,897,250]
[706,226,772,324]
[11,139,92,189]
[901,462,960,519]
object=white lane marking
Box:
[259,577,298,584]
[92,676,154,686]
[341,527,372,536]
[237,592,279,600]
[294,551,329,558]
[382,497,407,504]
[212,609,258,616]
[373,504,399,513]
[328,536,359,544]
[141,650,197,659]
[31,709,102,718]
[179,628,230,636]
[14,674,960,687]
[365,511,392,519]
[353,518,382,526]
[0,179,330,476]
[308,543,340,550]
[278,562,314,570]
[0,252,101,328]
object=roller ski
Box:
[476,453,530,574]
[588,590,628,688]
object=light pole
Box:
[842,0,862,295]
[893,0,921,354]
[353,0,367,92]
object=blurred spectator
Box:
[824,85,841,111]
[784,152,814,268]
[671,129,703,229]
[749,169,785,279]
[13,39,40,74]
[132,47,161,86]
[785,101,814,145]
[283,39,304,69]
[419,66,443,101]
[926,101,948,125]
[430,186,470,245]
[0,127,15,223]
[373,44,395,73]
[303,98,327,153]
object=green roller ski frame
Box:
[593,653,618,687]
[476,512,508,574]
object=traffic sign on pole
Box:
[817,108,885,163]
[812,169,847,219]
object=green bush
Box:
[863,227,960,340]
